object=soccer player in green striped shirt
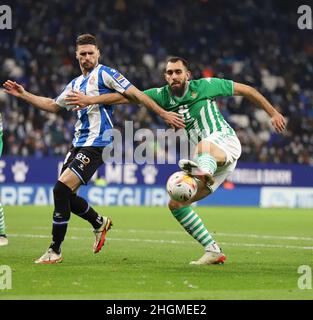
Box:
[64,57,286,265]
[0,113,8,246]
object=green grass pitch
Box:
[0,206,312,300]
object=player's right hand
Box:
[3,80,25,97]
[271,111,286,133]
[161,111,185,129]
[65,90,92,111]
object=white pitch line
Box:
[32,226,313,242]
[217,233,313,242]
[218,242,313,250]
[7,233,313,250]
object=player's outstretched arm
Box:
[123,86,185,129]
[3,80,60,113]
[65,91,129,109]
[234,82,286,133]
[66,87,185,129]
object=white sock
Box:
[205,241,221,253]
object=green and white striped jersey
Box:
[144,78,236,143]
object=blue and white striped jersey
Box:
[55,64,132,147]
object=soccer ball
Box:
[166,171,198,202]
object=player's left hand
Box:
[65,91,91,111]
[271,112,286,133]
[161,111,185,129]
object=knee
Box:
[168,199,186,211]
[53,181,72,198]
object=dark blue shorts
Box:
[61,145,104,185]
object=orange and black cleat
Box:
[93,217,113,253]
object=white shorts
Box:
[203,132,242,193]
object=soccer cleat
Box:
[93,217,112,254]
[34,248,62,264]
[190,251,227,265]
[0,235,8,246]
[178,159,215,186]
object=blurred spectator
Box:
[0,0,312,164]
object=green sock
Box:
[171,206,214,248]
[0,202,6,235]
[195,153,217,175]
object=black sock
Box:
[50,181,72,254]
[70,193,103,229]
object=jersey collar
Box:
[82,63,99,79]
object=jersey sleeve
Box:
[143,88,164,106]
[54,80,75,110]
[100,67,132,94]
[203,78,234,98]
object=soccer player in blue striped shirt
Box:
[3,34,184,263]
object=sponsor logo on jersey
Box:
[75,153,91,165]
[170,98,176,106]
[114,74,124,81]
[113,72,130,88]
[191,91,198,99]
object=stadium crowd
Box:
[0,0,312,164]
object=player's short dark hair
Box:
[76,34,98,47]
[166,57,189,70]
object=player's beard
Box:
[170,80,187,97]
[82,61,96,72]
